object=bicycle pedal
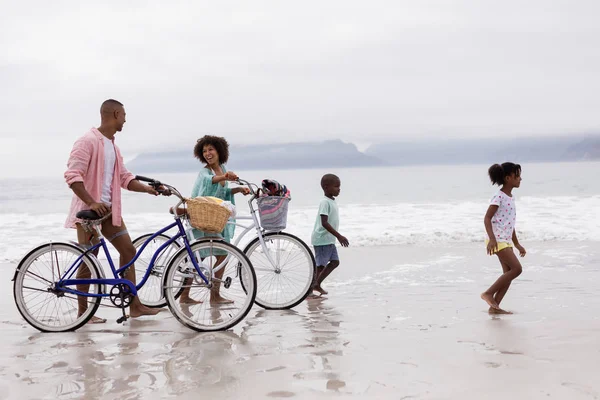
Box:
[223,276,232,289]
[116,315,129,324]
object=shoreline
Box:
[2,241,599,399]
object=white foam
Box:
[1,195,599,263]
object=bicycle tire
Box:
[163,239,257,332]
[243,232,315,310]
[13,242,103,332]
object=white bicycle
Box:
[133,179,316,310]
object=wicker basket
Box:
[257,196,290,231]
[186,197,232,233]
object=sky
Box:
[1,0,599,178]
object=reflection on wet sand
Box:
[3,242,600,399]
[303,297,347,394]
[162,330,248,395]
[8,322,250,399]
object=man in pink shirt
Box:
[65,99,164,322]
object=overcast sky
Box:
[1,1,599,178]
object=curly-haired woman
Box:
[180,135,250,304]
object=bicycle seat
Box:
[76,210,102,220]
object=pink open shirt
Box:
[64,128,135,228]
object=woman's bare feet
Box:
[480,292,500,309]
[313,285,328,295]
[179,296,203,305]
[210,295,234,305]
[488,307,513,314]
[130,304,162,318]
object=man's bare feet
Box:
[87,315,107,324]
[179,297,203,305]
[130,305,162,318]
[480,293,500,309]
[488,307,513,315]
[306,292,321,300]
[313,285,328,296]
[210,296,234,305]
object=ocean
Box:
[2,162,600,399]
[1,161,599,264]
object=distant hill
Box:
[127,139,385,173]
[562,137,600,160]
[365,135,600,165]
[126,135,600,173]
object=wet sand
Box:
[1,241,599,399]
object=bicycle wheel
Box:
[243,232,316,310]
[132,233,181,308]
[163,239,257,332]
[13,242,103,332]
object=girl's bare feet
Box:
[480,292,500,309]
[488,307,513,314]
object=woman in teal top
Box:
[191,163,236,242]
[181,135,250,304]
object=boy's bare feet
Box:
[480,293,500,309]
[313,285,328,295]
[130,305,162,318]
[306,292,321,300]
[488,307,513,315]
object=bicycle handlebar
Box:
[134,175,185,208]
[132,175,262,219]
[135,175,156,183]
[235,178,260,197]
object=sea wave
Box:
[1,195,599,263]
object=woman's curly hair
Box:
[193,135,230,165]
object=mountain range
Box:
[126,135,600,173]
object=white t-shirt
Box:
[488,190,516,242]
[100,137,116,205]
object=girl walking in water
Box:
[480,162,526,314]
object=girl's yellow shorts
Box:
[485,240,513,254]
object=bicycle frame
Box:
[229,214,280,269]
[57,215,212,298]
[187,190,280,270]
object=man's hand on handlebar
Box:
[144,184,171,196]
[157,185,172,196]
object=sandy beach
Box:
[1,241,599,399]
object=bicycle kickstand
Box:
[116,294,129,324]
[116,310,128,324]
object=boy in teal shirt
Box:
[309,174,349,298]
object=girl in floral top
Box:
[480,162,526,314]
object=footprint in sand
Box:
[266,391,296,398]
[562,382,599,398]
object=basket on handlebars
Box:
[185,197,232,233]
[257,196,290,231]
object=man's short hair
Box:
[100,99,124,114]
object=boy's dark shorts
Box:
[313,244,339,267]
